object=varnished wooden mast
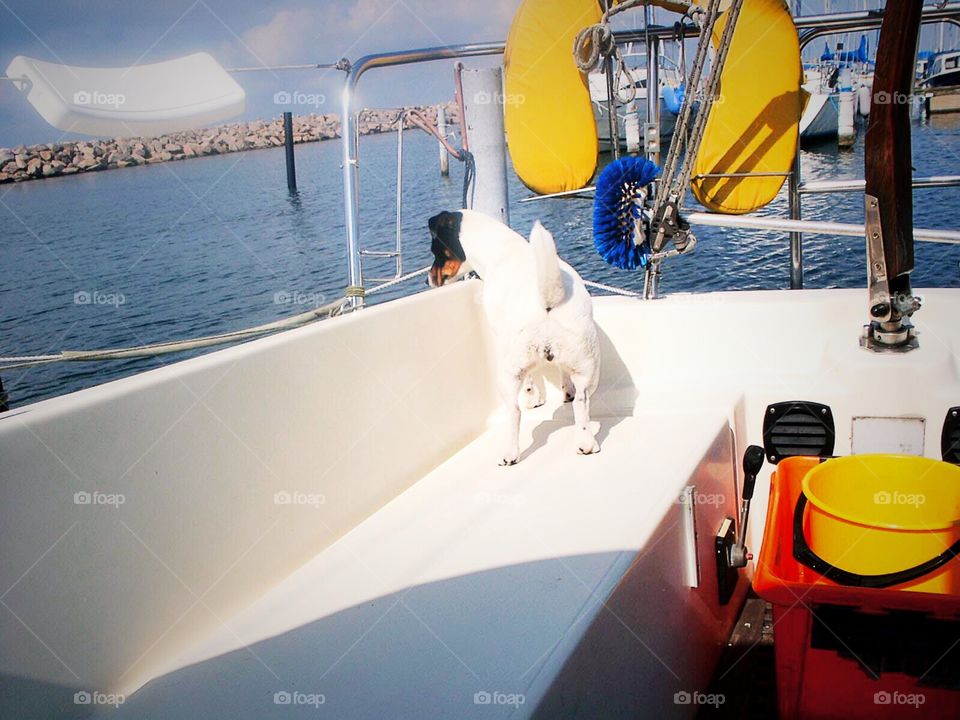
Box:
[864,1,923,298]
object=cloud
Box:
[239,0,518,68]
[346,0,518,44]
[240,7,320,66]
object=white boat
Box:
[799,88,839,141]
[2,4,960,720]
[801,36,876,144]
[922,49,960,114]
[856,71,873,116]
[589,50,682,151]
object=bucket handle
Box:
[793,492,960,589]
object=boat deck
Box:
[112,406,740,719]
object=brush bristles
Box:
[593,157,659,270]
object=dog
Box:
[427,209,601,465]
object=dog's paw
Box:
[576,432,600,455]
[499,455,519,466]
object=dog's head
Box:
[427,211,468,287]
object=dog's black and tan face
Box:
[427,211,466,287]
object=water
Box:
[2,115,960,407]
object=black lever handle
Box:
[742,445,765,501]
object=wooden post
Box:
[437,104,450,176]
[283,111,297,193]
[864,1,922,297]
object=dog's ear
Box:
[428,211,465,261]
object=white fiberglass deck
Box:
[2,282,959,719]
[111,409,735,719]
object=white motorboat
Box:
[922,49,960,114]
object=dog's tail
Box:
[530,220,566,310]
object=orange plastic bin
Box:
[753,456,960,720]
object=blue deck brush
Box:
[592,156,660,270]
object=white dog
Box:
[427,210,601,465]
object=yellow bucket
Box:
[797,455,960,593]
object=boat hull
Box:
[800,92,839,142]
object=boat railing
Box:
[339,42,505,308]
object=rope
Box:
[460,150,476,209]
[573,0,648,104]
[454,62,469,152]
[406,109,461,160]
[583,279,642,297]
[0,268,433,372]
[405,107,475,209]
[650,0,742,257]
[573,23,614,74]
[367,266,429,294]
[0,298,346,371]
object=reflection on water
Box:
[1,115,959,405]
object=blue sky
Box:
[0,1,954,147]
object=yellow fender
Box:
[503,0,601,195]
[691,0,803,214]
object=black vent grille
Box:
[762,401,835,463]
[942,407,960,464]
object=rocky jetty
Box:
[0,103,458,184]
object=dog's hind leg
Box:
[521,371,545,410]
[570,370,600,455]
[560,371,575,403]
[498,372,524,466]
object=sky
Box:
[0,1,955,148]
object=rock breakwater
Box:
[0,102,458,184]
